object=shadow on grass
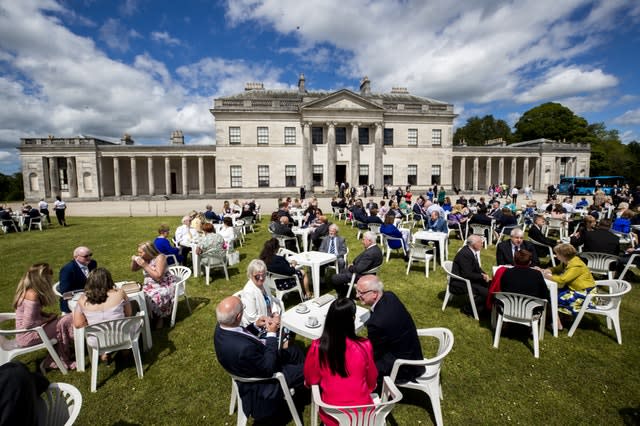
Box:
[111,421,142,426]
[620,405,640,425]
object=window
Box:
[431,165,441,185]
[384,128,393,146]
[359,164,369,185]
[230,165,242,188]
[57,158,68,191]
[257,127,269,145]
[258,165,269,187]
[358,127,369,144]
[383,165,393,186]
[312,127,323,144]
[408,129,418,146]
[335,127,347,144]
[284,127,296,145]
[285,165,296,187]
[431,129,442,146]
[229,127,241,144]
[408,165,418,186]
[313,165,323,187]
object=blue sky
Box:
[1,0,639,174]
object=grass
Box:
[1,217,640,425]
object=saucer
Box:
[306,321,321,329]
[295,306,310,314]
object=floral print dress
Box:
[142,257,176,318]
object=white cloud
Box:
[0,151,13,161]
[99,18,141,52]
[614,109,640,125]
[119,0,140,16]
[516,66,618,103]
[557,95,611,115]
[151,31,181,46]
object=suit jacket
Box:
[573,229,620,255]
[349,245,383,275]
[451,245,486,288]
[528,224,557,248]
[319,235,348,271]
[366,292,424,382]
[59,259,97,312]
[310,222,330,247]
[500,267,550,302]
[495,240,539,266]
[214,325,282,421]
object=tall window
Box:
[408,128,418,146]
[431,165,441,184]
[285,165,296,187]
[335,127,347,144]
[383,165,393,186]
[57,158,69,191]
[284,127,296,145]
[229,127,241,144]
[258,165,269,187]
[313,165,323,187]
[408,165,418,186]
[230,165,242,188]
[384,128,393,146]
[257,127,269,145]
[359,165,369,185]
[431,129,442,146]
[358,127,369,145]
[312,127,323,144]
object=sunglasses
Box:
[79,253,93,258]
[253,274,266,280]
[356,289,373,297]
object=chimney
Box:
[170,130,184,145]
[244,82,264,91]
[121,133,134,145]
[298,73,306,94]
[359,76,371,96]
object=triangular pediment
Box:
[301,89,384,111]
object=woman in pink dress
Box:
[304,298,378,426]
[13,263,75,371]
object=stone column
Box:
[472,157,479,191]
[350,122,360,186]
[302,122,313,189]
[164,157,171,195]
[555,157,562,181]
[374,122,383,189]
[148,157,155,196]
[67,157,78,198]
[534,157,541,190]
[498,157,504,184]
[485,157,492,191]
[113,157,121,197]
[523,157,530,188]
[459,157,466,191]
[326,122,336,191]
[181,156,188,195]
[42,158,51,198]
[198,156,205,195]
[510,157,517,187]
[49,157,59,196]
[130,157,137,197]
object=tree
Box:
[0,172,24,201]
[513,102,595,142]
[454,115,513,146]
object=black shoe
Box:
[460,305,474,317]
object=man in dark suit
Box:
[271,216,297,251]
[496,228,539,266]
[412,197,429,222]
[310,215,330,249]
[528,215,558,258]
[365,199,378,211]
[356,275,424,387]
[59,246,97,313]
[572,218,620,255]
[318,224,348,271]
[213,296,304,425]
[451,235,491,315]
[331,231,383,297]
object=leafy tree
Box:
[0,172,24,201]
[513,102,595,142]
[454,115,512,146]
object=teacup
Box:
[296,303,308,313]
[307,316,319,327]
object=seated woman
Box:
[221,200,232,216]
[612,209,634,234]
[217,216,236,247]
[302,205,318,228]
[131,241,175,328]
[387,200,405,220]
[304,298,378,426]
[240,259,282,328]
[489,249,550,310]
[153,223,182,265]
[540,243,595,330]
[380,214,408,257]
[495,207,517,235]
[442,196,453,212]
[447,204,469,238]
[259,238,311,299]
[550,204,567,219]
[13,263,75,371]
[198,222,227,269]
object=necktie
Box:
[81,266,89,277]
[329,238,336,254]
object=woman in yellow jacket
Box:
[541,243,595,328]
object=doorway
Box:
[335,164,347,186]
[170,172,177,194]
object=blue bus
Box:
[557,176,625,196]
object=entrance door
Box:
[335,165,347,186]
[170,172,177,194]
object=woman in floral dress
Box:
[131,241,175,328]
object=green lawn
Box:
[1,217,639,425]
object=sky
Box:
[1,0,639,174]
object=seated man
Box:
[153,223,182,265]
[365,208,384,225]
[310,215,330,249]
[318,224,348,271]
[214,296,304,425]
[496,228,539,266]
[451,235,491,316]
[175,215,198,266]
[528,215,558,258]
[573,218,619,255]
[203,204,220,223]
[575,197,589,209]
[59,246,97,313]
[426,210,448,233]
[24,206,42,230]
[331,231,383,298]
[412,197,429,222]
[271,216,298,252]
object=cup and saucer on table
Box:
[305,315,321,329]
[295,303,310,314]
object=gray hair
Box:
[363,231,376,243]
[467,234,482,246]
[215,296,243,326]
[329,223,339,233]
[510,227,524,237]
[246,259,267,279]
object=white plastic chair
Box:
[201,253,229,285]
[0,313,68,374]
[39,382,83,426]
[346,265,381,298]
[545,217,567,239]
[168,266,192,327]
[266,271,304,303]
[1,218,19,233]
[84,312,145,392]
[441,260,479,320]
[405,243,435,277]
[26,215,44,231]
[469,224,491,247]
[274,234,300,252]
[229,372,302,426]
[492,292,547,358]
[382,234,407,262]
[527,238,557,267]
[579,252,618,279]
[619,253,640,280]
[567,279,632,344]
[389,327,454,426]
[311,376,402,426]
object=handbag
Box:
[227,250,240,266]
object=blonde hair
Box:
[13,263,56,308]
[553,243,577,260]
[138,241,160,259]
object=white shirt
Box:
[38,200,48,210]
[175,224,197,244]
